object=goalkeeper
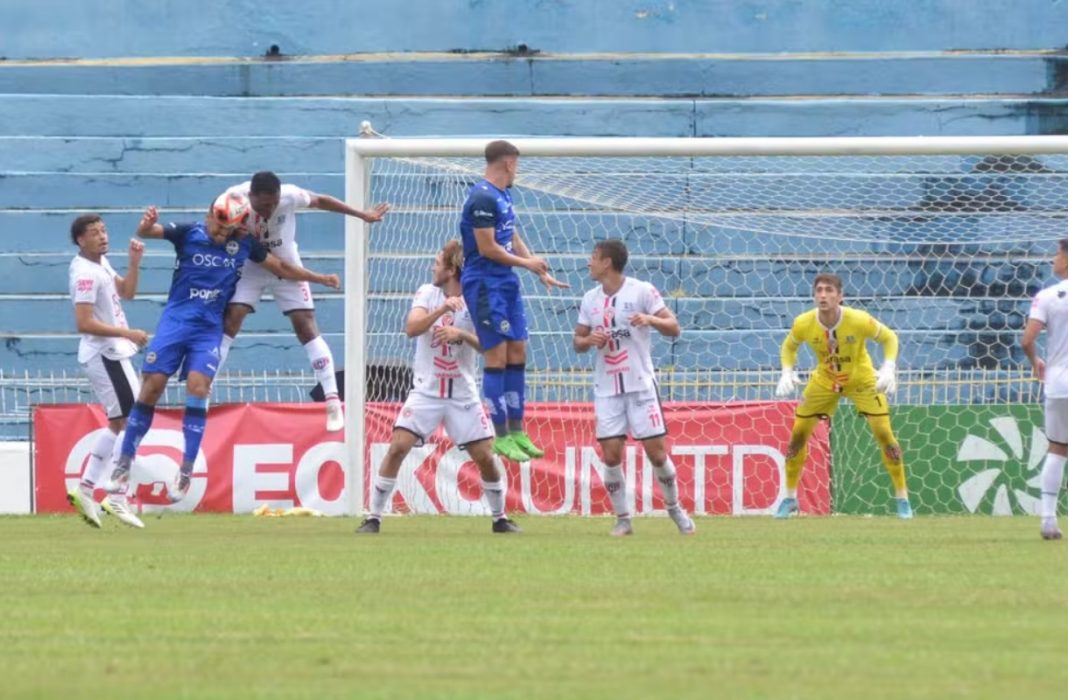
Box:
[774,273,912,519]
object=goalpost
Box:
[344,135,1068,518]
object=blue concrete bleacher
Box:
[2,0,1065,438]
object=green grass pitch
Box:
[1,515,1066,699]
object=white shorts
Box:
[595,387,667,441]
[230,261,314,314]
[82,354,140,420]
[1046,397,1068,444]
[394,392,494,448]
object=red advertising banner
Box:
[35,401,829,516]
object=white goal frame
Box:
[342,134,1068,516]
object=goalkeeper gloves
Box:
[875,360,897,395]
[775,367,800,398]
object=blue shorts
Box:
[462,274,528,350]
[142,319,223,381]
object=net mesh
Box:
[359,149,1058,517]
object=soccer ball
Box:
[211,191,251,228]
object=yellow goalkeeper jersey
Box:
[781,306,898,393]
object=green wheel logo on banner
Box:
[955,415,1045,516]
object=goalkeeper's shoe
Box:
[610,518,633,537]
[355,517,381,534]
[896,498,914,520]
[101,495,144,529]
[67,486,102,529]
[1041,518,1063,541]
[492,517,522,534]
[509,431,545,459]
[775,497,799,519]
[668,506,696,535]
[493,434,530,462]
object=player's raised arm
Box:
[113,238,144,300]
[406,296,464,338]
[135,206,166,239]
[307,191,391,223]
[512,231,569,289]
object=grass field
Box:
[1,514,1067,700]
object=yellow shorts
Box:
[795,380,890,418]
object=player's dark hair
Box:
[249,171,282,195]
[813,273,844,293]
[594,239,629,272]
[1059,238,1068,254]
[441,239,464,274]
[70,214,103,245]
[485,140,520,164]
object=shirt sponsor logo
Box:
[189,288,222,302]
[191,253,237,268]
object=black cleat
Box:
[355,517,381,534]
[492,517,522,534]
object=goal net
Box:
[343,135,1068,518]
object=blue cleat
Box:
[774,497,799,519]
[896,498,914,520]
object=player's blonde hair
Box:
[441,239,464,274]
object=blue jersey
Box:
[160,222,268,329]
[459,179,518,282]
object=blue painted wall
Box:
[4,0,1068,59]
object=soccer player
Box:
[1021,238,1068,540]
[356,240,520,534]
[218,171,390,432]
[774,273,911,519]
[573,240,695,536]
[109,193,341,503]
[459,140,568,463]
[66,213,150,529]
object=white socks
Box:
[304,336,338,399]
[653,460,680,509]
[82,429,118,488]
[218,333,235,373]
[482,480,506,520]
[1041,453,1067,519]
[370,475,397,519]
[603,464,630,519]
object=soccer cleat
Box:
[775,497,799,519]
[493,434,530,462]
[1041,518,1063,541]
[509,431,545,459]
[896,498,914,520]
[169,468,192,503]
[492,517,522,534]
[668,506,696,535]
[325,399,344,432]
[67,486,102,529]
[101,495,145,529]
[355,517,381,534]
[610,518,633,537]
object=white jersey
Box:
[577,276,667,397]
[68,254,138,363]
[409,284,480,401]
[1029,279,1068,398]
[227,181,312,263]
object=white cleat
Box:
[68,486,102,529]
[325,399,344,432]
[610,518,633,537]
[101,495,144,529]
[168,469,192,503]
[668,506,697,535]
